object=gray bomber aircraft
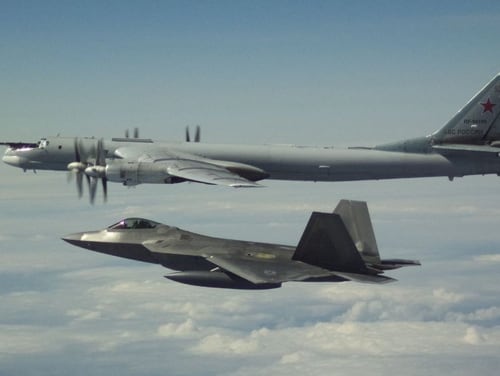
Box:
[62,200,420,289]
[4,73,500,202]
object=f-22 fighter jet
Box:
[62,200,419,289]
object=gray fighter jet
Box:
[3,73,500,203]
[62,200,419,289]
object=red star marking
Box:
[481,98,496,113]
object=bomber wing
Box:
[113,145,266,187]
[165,159,261,187]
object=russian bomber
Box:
[3,74,500,202]
[62,200,420,289]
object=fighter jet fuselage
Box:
[62,201,420,289]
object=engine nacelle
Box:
[105,161,184,186]
[165,271,281,289]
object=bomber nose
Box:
[2,154,28,167]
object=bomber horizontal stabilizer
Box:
[433,144,500,154]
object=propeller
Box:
[84,138,108,204]
[67,138,108,204]
[185,125,201,142]
[67,138,89,198]
[125,127,140,139]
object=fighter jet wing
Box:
[113,145,264,188]
[206,254,332,284]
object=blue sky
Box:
[2,1,500,375]
[2,0,500,143]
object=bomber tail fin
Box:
[433,73,500,145]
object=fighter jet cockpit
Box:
[108,218,160,230]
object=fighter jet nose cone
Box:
[61,232,84,245]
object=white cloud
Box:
[66,308,102,322]
[433,288,464,304]
[0,325,58,357]
[157,319,198,338]
[448,306,500,323]
[279,351,305,364]
[192,328,271,355]
[462,326,485,345]
[475,254,500,263]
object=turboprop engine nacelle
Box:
[105,161,184,186]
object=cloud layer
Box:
[1,162,500,375]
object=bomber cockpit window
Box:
[108,218,159,230]
[38,138,49,149]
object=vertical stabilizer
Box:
[433,73,500,145]
[333,200,380,264]
[292,212,368,273]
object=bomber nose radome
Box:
[2,154,28,167]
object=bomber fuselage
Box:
[4,135,500,184]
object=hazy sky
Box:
[2,1,500,375]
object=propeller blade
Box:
[125,129,130,138]
[69,138,87,199]
[89,177,98,204]
[80,138,89,162]
[74,138,81,162]
[96,138,105,166]
[85,138,107,204]
[76,172,83,198]
[134,127,139,138]
[85,174,91,192]
[185,126,190,142]
[102,177,108,203]
[194,125,200,142]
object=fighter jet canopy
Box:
[108,218,160,230]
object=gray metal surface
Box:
[62,201,419,289]
[4,73,500,202]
